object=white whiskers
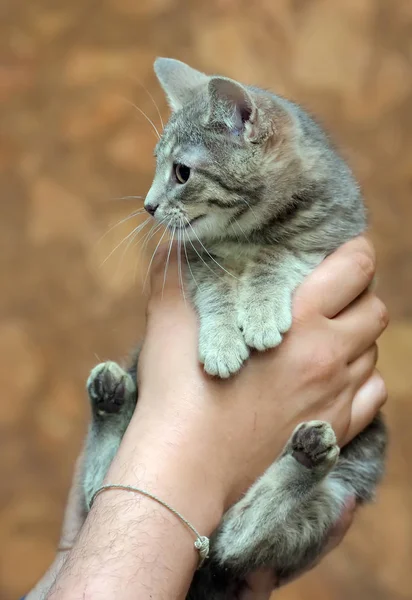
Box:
[141,222,164,254]
[100,217,151,267]
[177,224,187,304]
[242,199,259,222]
[136,81,164,131]
[230,222,242,243]
[186,229,219,278]
[122,97,161,140]
[111,195,146,201]
[127,74,165,131]
[143,224,170,292]
[162,227,176,298]
[182,230,199,289]
[95,209,147,248]
[116,219,149,277]
[185,218,239,280]
[233,220,249,242]
[133,222,163,284]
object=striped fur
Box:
[82,59,387,599]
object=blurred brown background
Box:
[1,0,411,598]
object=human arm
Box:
[27,236,387,600]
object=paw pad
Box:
[87,361,133,415]
[291,421,338,469]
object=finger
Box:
[239,586,272,600]
[334,292,388,362]
[343,370,387,445]
[143,244,199,377]
[145,242,196,339]
[149,241,185,299]
[347,344,378,389]
[294,236,375,319]
[240,569,278,600]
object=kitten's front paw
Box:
[199,327,249,378]
[239,302,292,351]
[291,421,339,472]
[87,361,136,415]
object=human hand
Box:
[28,236,388,600]
[136,235,388,509]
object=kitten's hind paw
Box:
[87,361,136,416]
[290,421,339,474]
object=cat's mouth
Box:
[177,214,206,229]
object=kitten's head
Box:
[144,58,313,241]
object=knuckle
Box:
[357,236,376,263]
[372,343,379,365]
[372,297,389,330]
[353,251,375,285]
[375,375,388,408]
[292,296,310,323]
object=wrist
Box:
[48,403,226,600]
[106,400,226,536]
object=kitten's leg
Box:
[82,361,137,508]
[212,421,345,579]
[189,268,249,378]
[332,413,387,503]
[238,248,322,350]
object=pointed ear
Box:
[208,77,260,140]
[154,58,209,111]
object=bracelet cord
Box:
[90,483,210,568]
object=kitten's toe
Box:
[239,301,293,351]
[241,317,282,351]
[275,304,293,334]
[291,421,339,472]
[199,329,249,378]
[87,361,136,415]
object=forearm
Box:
[26,554,67,600]
[47,402,224,600]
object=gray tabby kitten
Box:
[83,59,386,598]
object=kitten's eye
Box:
[174,162,191,184]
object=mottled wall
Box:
[1,1,411,598]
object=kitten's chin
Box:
[188,214,206,227]
[171,214,206,232]
[171,215,227,244]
